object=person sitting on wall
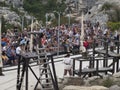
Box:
[2,51,9,65]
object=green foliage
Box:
[1,16,6,33]
[5,23,14,31]
[107,22,120,31]
[0,1,8,7]
[23,0,67,24]
[52,16,76,26]
[102,77,114,87]
[52,16,68,26]
[1,17,16,33]
[10,5,21,15]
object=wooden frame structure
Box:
[16,32,59,90]
[73,38,120,78]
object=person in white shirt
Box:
[16,44,22,55]
[16,44,22,62]
[63,53,73,77]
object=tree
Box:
[23,0,67,25]
[107,22,120,31]
[1,16,6,33]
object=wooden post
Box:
[0,15,3,75]
[25,58,29,90]
[92,39,96,68]
[96,59,99,76]
[30,17,34,52]
[116,57,119,72]
[50,54,59,90]
[103,39,108,67]
[79,61,82,77]
[113,58,115,73]
[73,59,75,76]
[117,35,119,54]
[105,40,108,67]
[16,56,21,89]
[80,10,86,53]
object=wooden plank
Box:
[108,51,120,57]
[95,50,106,54]
[95,50,120,57]
[81,68,96,73]
[98,67,113,72]
[20,52,38,59]
[74,67,113,75]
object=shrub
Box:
[107,22,120,31]
[102,77,114,87]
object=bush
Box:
[102,77,114,87]
[107,22,120,31]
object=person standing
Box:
[63,53,73,77]
[16,44,22,61]
[6,45,16,65]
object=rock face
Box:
[113,72,120,78]
[0,6,23,26]
[63,77,84,86]
[84,0,120,29]
[109,85,120,90]
[59,72,120,90]
[0,0,31,27]
[63,85,108,90]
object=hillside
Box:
[0,0,67,32]
[23,0,66,20]
[1,0,120,32]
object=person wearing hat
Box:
[63,53,73,77]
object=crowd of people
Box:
[1,21,119,66]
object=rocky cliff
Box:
[85,0,120,29]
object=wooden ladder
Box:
[34,48,55,90]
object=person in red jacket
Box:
[83,39,89,50]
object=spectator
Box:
[83,38,89,50]
[41,35,48,48]
[16,44,23,62]
[2,51,9,65]
[6,45,16,65]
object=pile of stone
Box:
[58,72,120,90]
